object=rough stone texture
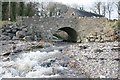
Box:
[64,42,119,78]
[0,17,119,42]
[0,24,42,41]
[16,31,26,38]
[0,35,11,40]
[0,40,119,78]
[21,17,107,42]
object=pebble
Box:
[63,42,119,78]
[0,41,119,78]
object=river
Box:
[0,41,87,79]
[0,41,119,79]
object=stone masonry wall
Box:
[21,16,107,42]
[77,17,107,42]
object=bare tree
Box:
[106,2,114,19]
[78,5,84,11]
[101,2,106,16]
[46,2,57,17]
[91,1,109,17]
[71,4,84,10]
[116,1,120,20]
[91,1,102,15]
[0,1,2,20]
[46,2,68,17]
[72,3,78,9]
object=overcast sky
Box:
[29,0,119,19]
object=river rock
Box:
[22,28,28,33]
[0,29,2,34]
[40,62,51,67]
[11,28,18,33]
[1,29,5,33]
[95,35,102,42]
[35,32,42,41]
[6,29,12,33]
[12,36,19,40]
[23,36,34,41]
[94,49,103,53]
[103,37,112,42]
[2,32,8,36]
[8,33,15,39]
[0,35,11,40]
[16,31,26,38]
[89,37,95,42]
[112,34,120,41]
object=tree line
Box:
[2,1,120,21]
[90,1,120,19]
[2,2,39,21]
[71,1,120,20]
[2,2,67,21]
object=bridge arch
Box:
[56,27,78,42]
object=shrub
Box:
[116,20,120,30]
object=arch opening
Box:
[53,27,78,42]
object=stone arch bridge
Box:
[21,17,106,42]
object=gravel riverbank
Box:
[0,41,119,79]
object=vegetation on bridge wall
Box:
[116,20,120,30]
[106,20,120,31]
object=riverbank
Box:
[0,40,119,79]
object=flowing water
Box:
[0,41,84,79]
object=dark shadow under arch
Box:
[58,27,78,42]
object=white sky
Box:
[30,0,119,19]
